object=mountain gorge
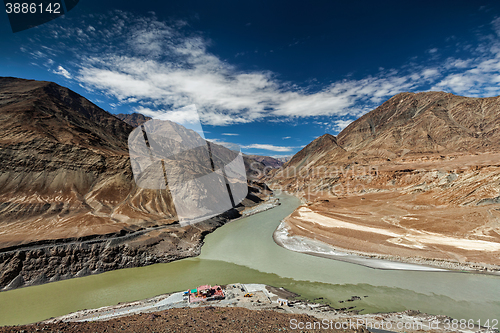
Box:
[0,77,272,290]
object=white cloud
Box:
[31,12,429,125]
[30,12,500,126]
[432,56,500,96]
[421,68,439,79]
[332,119,353,132]
[429,18,500,97]
[53,65,71,79]
[282,136,291,139]
[222,133,239,136]
[241,144,301,152]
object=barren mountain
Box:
[115,113,152,127]
[0,77,270,290]
[0,77,177,248]
[245,155,284,168]
[338,91,500,160]
[271,91,500,270]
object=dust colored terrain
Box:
[271,92,500,270]
[0,77,272,290]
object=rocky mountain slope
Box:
[0,77,177,249]
[338,91,500,160]
[245,155,284,168]
[270,91,500,269]
[115,113,151,127]
[116,113,272,181]
[0,77,271,290]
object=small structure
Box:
[188,285,225,303]
[277,298,289,306]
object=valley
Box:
[0,77,272,290]
[270,92,500,271]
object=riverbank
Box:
[1,307,367,333]
[2,283,493,333]
[273,212,500,275]
[2,192,500,327]
[0,182,277,291]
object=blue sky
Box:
[2,1,500,157]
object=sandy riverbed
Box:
[274,203,500,273]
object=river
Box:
[0,193,498,326]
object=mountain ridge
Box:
[115,113,152,128]
[337,91,500,156]
[0,77,271,290]
[269,90,500,269]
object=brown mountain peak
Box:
[0,76,132,152]
[115,113,152,127]
[337,91,500,155]
[283,133,344,170]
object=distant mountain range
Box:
[115,112,283,180]
[245,155,284,168]
[274,156,292,163]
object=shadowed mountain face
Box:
[270,91,500,267]
[0,77,262,250]
[0,77,180,249]
[0,77,272,290]
[115,113,152,128]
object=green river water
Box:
[0,193,499,326]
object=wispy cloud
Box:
[428,17,500,96]
[332,119,353,132]
[25,11,500,126]
[221,133,239,136]
[282,136,291,139]
[241,143,303,152]
[53,65,71,79]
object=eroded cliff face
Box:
[0,207,235,290]
[0,77,273,290]
[270,92,500,267]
